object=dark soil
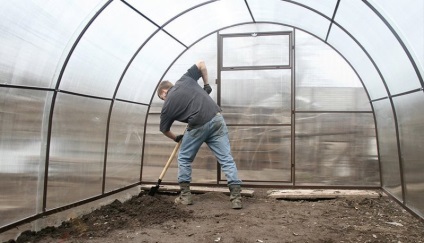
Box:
[5,188,424,243]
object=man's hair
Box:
[157,80,174,98]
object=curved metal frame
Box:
[1,0,423,233]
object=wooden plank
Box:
[267,189,381,199]
[140,185,254,197]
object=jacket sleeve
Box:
[185,64,202,81]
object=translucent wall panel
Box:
[297,29,361,88]
[292,0,338,18]
[327,26,387,100]
[60,1,157,98]
[295,113,379,186]
[126,0,206,26]
[105,102,147,192]
[116,31,185,104]
[335,1,421,95]
[373,99,402,200]
[226,126,292,182]
[47,94,110,209]
[393,92,424,217]
[0,0,104,88]
[164,0,252,45]
[0,88,50,228]
[297,87,370,111]
[247,0,331,40]
[296,30,371,111]
[162,34,218,86]
[368,0,424,79]
[221,70,291,125]
[219,23,294,35]
[223,34,290,67]
[142,114,186,182]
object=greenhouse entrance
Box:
[217,31,293,184]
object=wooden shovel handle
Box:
[158,139,182,180]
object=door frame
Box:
[216,31,295,185]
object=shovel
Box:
[148,139,182,196]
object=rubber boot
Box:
[229,184,242,209]
[175,183,193,205]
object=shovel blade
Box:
[148,179,162,196]
[148,185,159,196]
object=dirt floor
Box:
[5,188,424,243]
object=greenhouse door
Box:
[217,31,294,184]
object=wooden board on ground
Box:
[140,185,254,197]
[267,189,381,199]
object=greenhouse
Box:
[0,0,423,242]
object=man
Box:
[157,60,242,209]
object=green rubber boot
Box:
[229,184,242,209]
[175,183,193,205]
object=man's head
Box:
[157,80,173,100]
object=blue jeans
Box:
[177,113,242,186]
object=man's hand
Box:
[174,135,184,143]
[203,84,212,94]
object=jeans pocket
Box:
[213,117,227,137]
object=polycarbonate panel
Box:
[372,99,401,200]
[291,0,338,18]
[116,31,185,104]
[335,1,421,95]
[393,92,424,216]
[0,88,50,228]
[223,34,290,67]
[164,0,252,46]
[105,101,147,192]
[296,31,371,111]
[225,126,292,182]
[296,30,363,88]
[219,23,294,35]
[368,0,424,81]
[327,26,388,100]
[142,115,186,183]
[47,93,110,209]
[0,0,104,88]
[295,113,379,186]
[163,34,218,83]
[297,87,370,111]
[60,0,157,98]
[221,70,291,124]
[126,0,207,26]
[247,0,331,40]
